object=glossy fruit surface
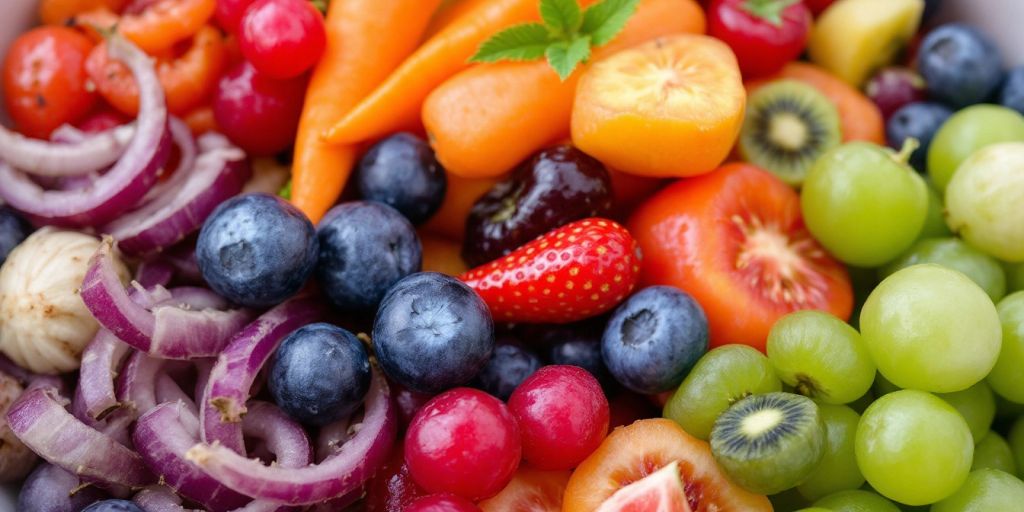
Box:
[918,23,1004,108]
[571,34,745,178]
[1000,66,1024,115]
[0,208,30,266]
[545,321,611,388]
[594,461,690,512]
[477,467,571,512]
[946,142,1024,262]
[663,345,782,440]
[855,390,973,505]
[707,0,811,78]
[2,26,95,138]
[463,145,612,267]
[865,67,927,120]
[813,489,900,512]
[881,237,1006,302]
[563,418,773,512]
[239,0,325,78]
[885,102,953,172]
[860,264,1001,393]
[365,446,426,512]
[405,388,520,500]
[460,218,641,324]
[630,163,852,350]
[356,133,447,225]
[213,60,306,156]
[405,494,481,512]
[796,405,864,501]
[215,0,255,32]
[973,431,1018,474]
[937,381,996,443]
[989,292,1024,403]
[509,366,609,470]
[927,105,1024,193]
[473,341,542,402]
[931,468,1024,512]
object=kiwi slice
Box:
[739,80,842,186]
[710,392,825,495]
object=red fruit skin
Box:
[508,365,609,471]
[406,494,482,512]
[405,388,521,501]
[238,0,326,79]
[212,61,306,156]
[215,0,256,32]
[75,108,130,134]
[865,67,928,120]
[460,218,641,324]
[804,0,836,15]
[365,446,426,512]
[708,0,812,78]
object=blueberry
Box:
[82,500,145,512]
[601,286,709,395]
[316,201,422,312]
[917,23,1004,108]
[886,102,954,172]
[356,133,447,225]
[373,272,494,394]
[463,145,613,267]
[269,323,371,425]
[548,336,611,389]
[474,339,542,400]
[197,193,318,308]
[1000,67,1024,115]
[0,207,30,265]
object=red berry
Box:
[508,365,609,470]
[75,108,130,134]
[405,388,521,501]
[215,0,256,33]
[405,494,481,512]
[365,445,426,512]
[212,61,306,155]
[238,0,326,79]
[865,67,928,120]
[707,0,812,78]
[460,218,641,324]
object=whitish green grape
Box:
[798,405,864,501]
[814,489,901,512]
[988,291,1024,403]
[927,104,1024,192]
[972,431,1017,474]
[936,381,996,443]
[881,237,1006,302]
[946,142,1024,262]
[931,469,1024,512]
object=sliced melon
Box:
[596,461,693,512]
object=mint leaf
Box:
[540,0,583,37]
[581,0,640,46]
[470,23,553,63]
[545,35,591,80]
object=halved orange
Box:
[563,419,772,512]
[571,34,745,178]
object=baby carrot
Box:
[290,0,442,224]
[422,0,706,179]
[322,0,593,145]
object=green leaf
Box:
[540,0,583,37]
[580,0,640,46]
[545,35,591,80]
[469,23,553,63]
[278,180,292,200]
[742,0,800,27]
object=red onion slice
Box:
[242,401,311,469]
[82,241,253,358]
[200,297,322,454]
[187,368,396,505]
[138,118,198,205]
[103,130,250,256]
[136,259,175,289]
[156,373,194,410]
[0,36,171,227]
[134,485,201,512]
[77,330,132,421]
[0,122,135,177]
[6,386,152,488]
[134,401,251,511]
[117,351,189,415]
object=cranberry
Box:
[404,388,521,501]
[405,494,481,512]
[215,0,256,33]
[865,67,928,120]
[212,61,305,155]
[462,145,613,267]
[365,446,426,512]
[508,365,609,470]
[238,0,326,79]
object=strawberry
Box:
[460,218,642,323]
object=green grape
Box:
[927,104,1024,193]
[814,489,901,512]
[936,381,996,443]
[931,468,1024,512]
[766,311,875,404]
[663,344,782,440]
[871,373,900,397]
[795,508,831,512]
[1004,261,1024,293]
[946,142,1024,262]
[860,264,1001,392]
[798,405,865,501]
[855,390,973,505]
[1009,417,1024,479]
[988,292,1024,403]
[972,431,1017,474]
[917,184,952,240]
[801,141,928,267]
[881,237,1006,302]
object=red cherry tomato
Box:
[707,0,812,79]
[215,0,256,33]
[212,61,306,156]
[2,26,96,139]
[238,0,326,79]
[75,107,131,133]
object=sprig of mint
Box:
[469,0,640,80]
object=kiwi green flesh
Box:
[740,81,842,186]
[710,392,826,495]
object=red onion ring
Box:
[164,241,203,283]
[136,259,176,289]
[156,373,194,410]
[137,118,199,205]
[242,401,311,469]
[186,368,396,505]
[81,241,253,358]
[117,351,189,415]
[102,130,250,256]
[0,37,171,227]
[0,122,135,177]
[6,386,153,488]
[76,330,132,421]
[134,485,202,512]
[200,297,323,454]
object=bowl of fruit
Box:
[2,0,1024,511]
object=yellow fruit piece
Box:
[809,0,924,87]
